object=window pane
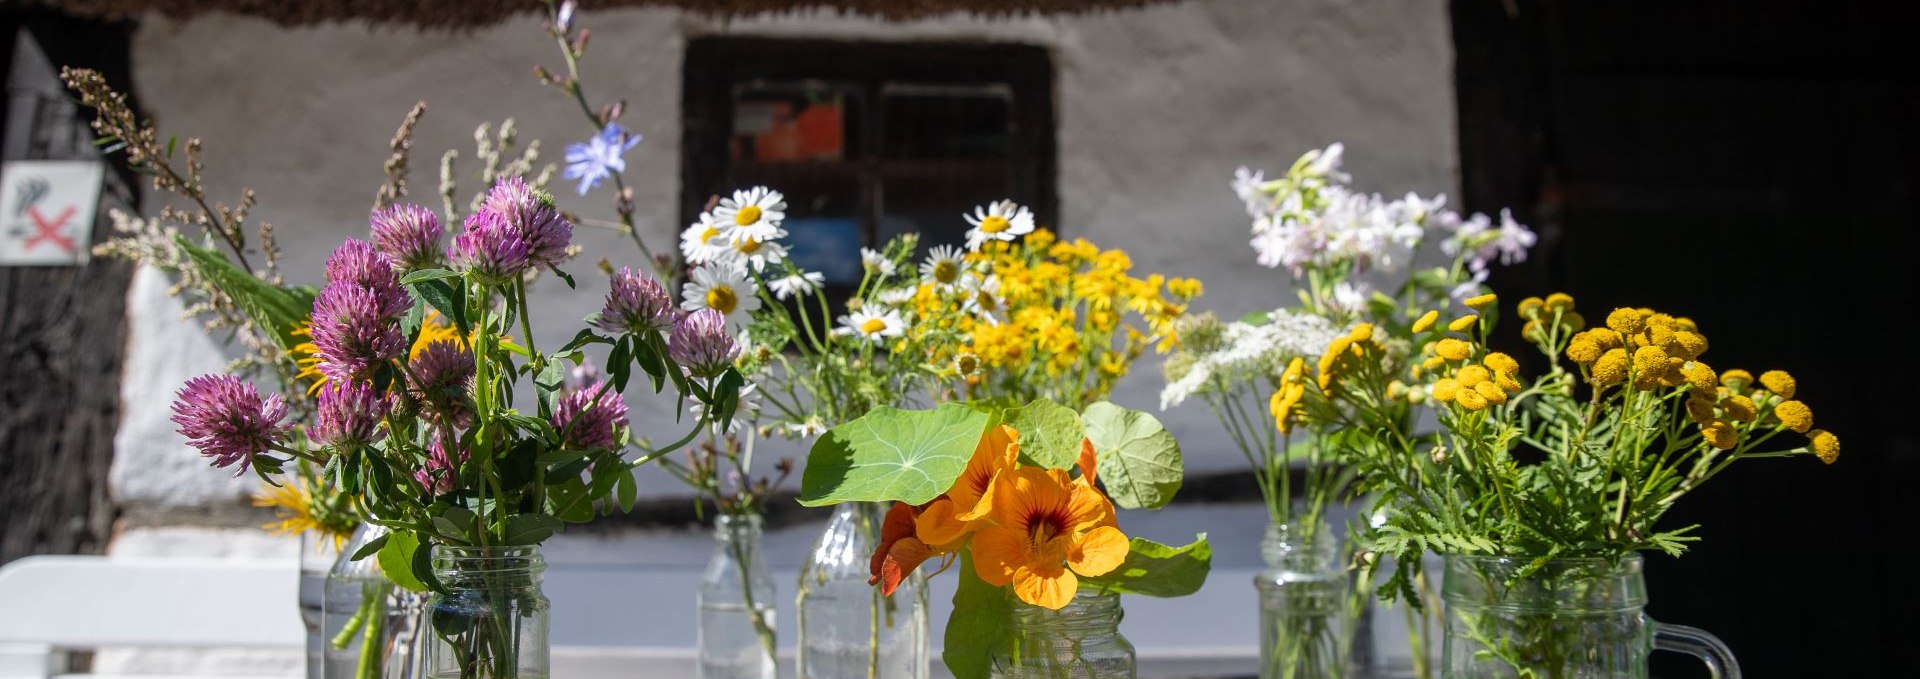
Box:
[731,81,863,162]
[880,82,1014,160]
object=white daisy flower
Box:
[768,270,826,300]
[918,244,968,290]
[724,228,789,272]
[782,417,828,439]
[681,264,762,326]
[860,247,897,277]
[836,308,906,344]
[960,274,1004,325]
[679,213,733,265]
[876,286,917,307]
[713,186,787,244]
[963,200,1036,250]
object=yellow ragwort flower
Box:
[1720,394,1757,423]
[1681,361,1717,398]
[1545,292,1576,312]
[1473,381,1508,406]
[1606,308,1646,335]
[1720,369,1754,393]
[1559,311,1586,332]
[1493,370,1523,394]
[1674,317,1699,333]
[1454,386,1489,411]
[1807,429,1840,464]
[1685,396,1716,424]
[1456,364,1491,387]
[1350,323,1375,342]
[1566,336,1603,365]
[1773,399,1814,433]
[1483,352,1520,376]
[1431,378,1461,403]
[1700,420,1739,450]
[1521,319,1548,343]
[1593,348,1630,386]
[1411,310,1439,334]
[1448,315,1479,332]
[1674,331,1709,360]
[1631,346,1671,378]
[1435,338,1472,362]
[1517,296,1545,320]
[1759,370,1797,399]
[1464,293,1498,311]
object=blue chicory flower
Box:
[564,122,641,195]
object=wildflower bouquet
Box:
[947,210,1201,409]
[168,175,744,678]
[798,399,1208,679]
[1278,292,1837,676]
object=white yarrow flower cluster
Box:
[1159,310,1343,410]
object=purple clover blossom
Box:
[551,376,630,450]
[596,267,675,335]
[564,123,641,196]
[311,380,389,449]
[370,204,445,271]
[482,177,573,268]
[447,208,533,284]
[170,374,292,476]
[323,239,411,320]
[669,308,741,378]
[409,340,475,428]
[309,284,409,381]
[414,435,469,496]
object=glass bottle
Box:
[424,545,550,679]
[796,502,930,679]
[990,590,1135,679]
[324,524,433,679]
[301,531,336,679]
[1441,554,1741,679]
[700,513,778,679]
[1256,522,1351,679]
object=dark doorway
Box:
[1454,0,1915,674]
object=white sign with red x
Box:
[0,160,105,266]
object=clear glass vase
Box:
[325,524,432,679]
[1441,554,1740,679]
[301,532,336,679]
[990,590,1136,679]
[1256,522,1351,679]
[424,545,550,679]
[700,512,778,679]
[797,502,930,679]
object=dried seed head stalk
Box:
[375,100,428,211]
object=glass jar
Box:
[301,531,336,679]
[424,545,550,679]
[1256,522,1351,679]
[699,513,778,679]
[323,524,432,679]
[990,590,1135,679]
[797,502,930,679]
[1441,554,1740,679]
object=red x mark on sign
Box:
[24,205,76,254]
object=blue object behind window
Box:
[784,217,864,286]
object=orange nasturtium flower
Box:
[868,425,1020,595]
[970,463,1129,610]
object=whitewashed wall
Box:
[117,0,1456,516]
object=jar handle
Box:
[1652,621,1742,679]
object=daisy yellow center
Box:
[737,238,763,254]
[933,260,960,283]
[706,286,738,315]
[699,227,721,244]
[734,205,763,226]
[979,215,1011,234]
[860,318,888,335]
[977,292,999,311]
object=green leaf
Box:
[798,403,991,507]
[175,236,315,353]
[631,335,667,393]
[399,268,461,285]
[500,514,563,545]
[615,469,638,513]
[349,532,389,561]
[1078,534,1211,598]
[497,438,540,492]
[943,552,1012,679]
[557,328,611,355]
[1082,402,1185,510]
[410,278,469,337]
[1002,399,1085,469]
[377,531,429,593]
[713,368,745,427]
[1239,310,1273,326]
[535,359,567,418]
[607,336,633,394]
